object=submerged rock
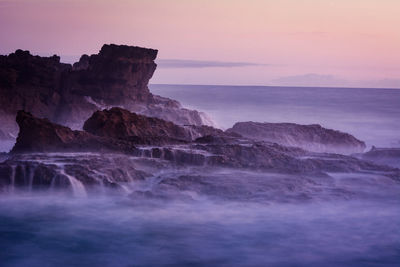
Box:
[227,122,366,154]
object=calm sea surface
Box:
[151,84,400,148]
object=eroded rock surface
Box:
[11,111,137,153]
[227,122,366,154]
[0,44,213,138]
[2,108,399,198]
[0,153,150,195]
[83,107,233,145]
[83,107,192,144]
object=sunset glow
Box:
[1,0,399,87]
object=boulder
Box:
[83,107,230,144]
[11,110,137,153]
[226,122,366,154]
[83,107,191,144]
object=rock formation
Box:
[0,108,399,196]
[0,44,213,139]
[83,107,192,144]
[83,107,233,144]
[226,122,366,154]
[11,110,137,154]
[1,45,398,199]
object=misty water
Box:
[1,192,399,267]
[151,85,400,148]
[1,85,400,266]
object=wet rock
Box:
[227,122,366,154]
[83,107,192,144]
[0,153,150,194]
[11,110,137,153]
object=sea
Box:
[1,85,399,267]
[151,84,400,148]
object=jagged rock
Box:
[0,50,69,135]
[83,107,231,145]
[83,107,192,144]
[0,44,214,138]
[11,110,137,153]
[226,122,366,154]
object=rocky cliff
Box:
[226,122,366,154]
[0,44,213,140]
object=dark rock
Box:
[0,153,150,194]
[11,110,137,153]
[83,107,191,144]
[227,122,366,154]
[10,110,398,181]
[83,107,231,145]
[0,152,8,163]
[0,50,69,135]
[0,44,214,138]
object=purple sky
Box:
[0,0,399,88]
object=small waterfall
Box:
[49,174,57,191]
[58,169,87,197]
[90,169,107,193]
[28,166,35,191]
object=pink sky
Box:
[0,0,399,87]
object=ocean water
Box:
[1,84,400,267]
[0,194,399,267]
[151,84,400,148]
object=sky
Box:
[0,0,399,88]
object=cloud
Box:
[156,59,267,69]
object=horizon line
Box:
[150,83,400,91]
